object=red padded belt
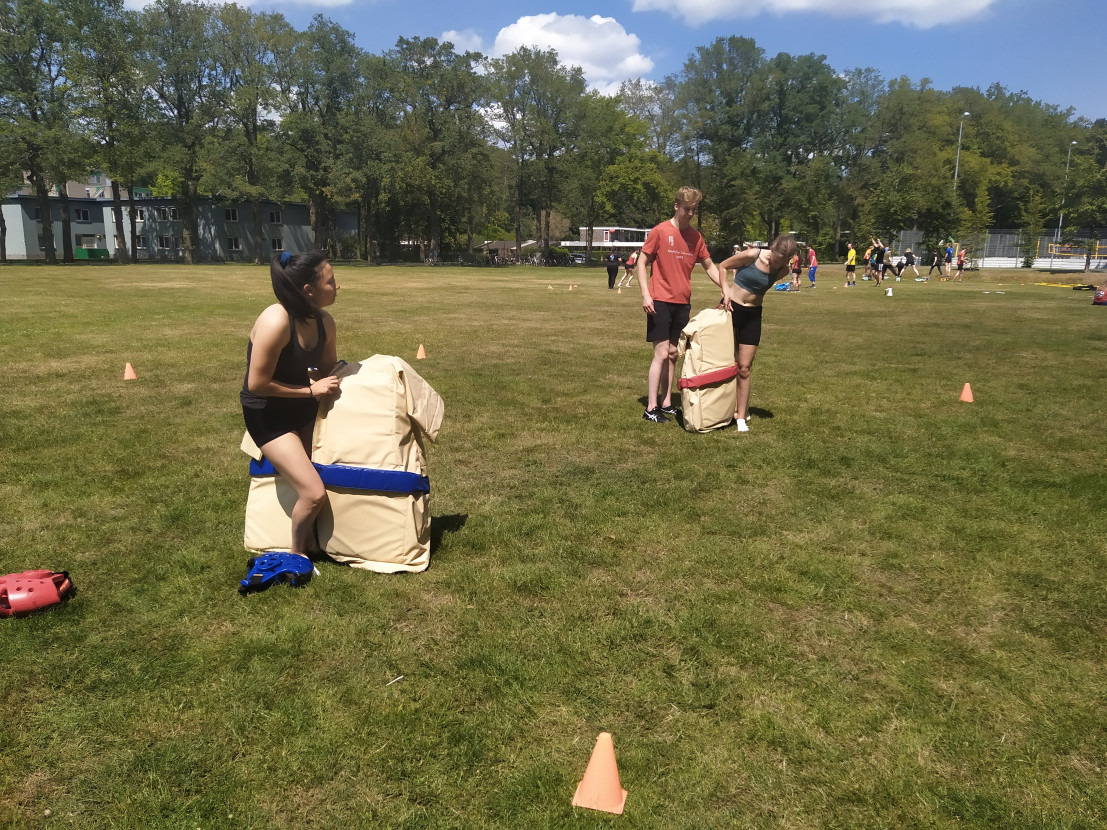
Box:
[678,364,738,390]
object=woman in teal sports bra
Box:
[716,234,796,432]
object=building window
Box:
[76,234,98,249]
[268,210,281,224]
[225,208,238,222]
[228,237,241,251]
[603,230,611,242]
[90,173,102,185]
[75,208,91,222]
[157,207,180,221]
[136,237,148,250]
[174,235,182,249]
[33,207,41,220]
[158,236,171,249]
[271,237,283,251]
[170,207,179,221]
[135,208,146,222]
[38,235,45,250]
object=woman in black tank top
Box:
[242,250,341,556]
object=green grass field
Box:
[1,262,1105,828]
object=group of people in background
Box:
[926,242,969,281]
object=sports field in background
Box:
[1,263,1105,828]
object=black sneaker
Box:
[659,403,681,417]
[642,407,670,423]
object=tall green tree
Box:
[139,0,226,263]
[280,14,361,253]
[486,47,585,258]
[69,0,149,263]
[390,36,486,259]
[206,4,295,263]
[0,0,74,263]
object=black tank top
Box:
[240,311,326,410]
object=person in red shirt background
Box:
[807,246,818,287]
[635,186,725,423]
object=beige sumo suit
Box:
[242,355,444,573]
[677,307,738,433]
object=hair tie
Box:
[279,251,291,266]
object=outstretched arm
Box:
[701,257,730,310]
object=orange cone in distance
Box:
[416,344,427,360]
[572,732,627,815]
[569,285,573,291]
[617,287,622,294]
[124,362,137,381]
[548,285,553,290]
[960,383,974,402]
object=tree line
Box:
[3,0,1105,266]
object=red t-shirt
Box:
[641,220,709,304]
[808,249,818,267]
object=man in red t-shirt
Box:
[635,186,725,423]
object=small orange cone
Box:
[416,344,427,360]
[960,382,973,402]
[123,362,137,381]
[572,732,627,815]
[548,285,553,290]
[617,287,622,294]
[569,285,574,291]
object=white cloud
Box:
[441,29,485,54]
[491,13,653,91]
[630,0,996,29]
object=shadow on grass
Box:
[431,513,468,554]
[634,395,776,427]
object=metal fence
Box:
[889,228,1106,270]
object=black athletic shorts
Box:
[731,304,764,347]
[243,398,318,447]
[846,264,855,273]
[646,300,691,344]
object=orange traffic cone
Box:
[572,732,627,815]
[123,362,137,380]
[548,285,553,290]
[617,287,622,294]
[569,285,574,291]
[960,382,973,402]
[416,344,427,360]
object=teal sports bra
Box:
[734,263,779,296]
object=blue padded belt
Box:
[250,459,430,495]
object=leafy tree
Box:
[486,47,585,258]
[139,0,227,263]
[205,5,296,263]
[68,0,150,263]
[279,14,361,253]
[0,0,73,263]
[389,36,486,260]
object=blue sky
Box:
[144,0,1107,120]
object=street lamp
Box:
[953,112,970,194]
[1056,140,1077,242]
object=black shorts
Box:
[731,305,763,347]
[646,300,691,344]
[846,265,855,272]
[243,398,318,447]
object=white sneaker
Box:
[735,418,749,433]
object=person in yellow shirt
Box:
[844,242,857,287]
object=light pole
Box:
[953,112,970,194]
[1055,140,1077,243]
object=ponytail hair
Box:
[270,250,328,322]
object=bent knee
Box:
[300,484,328,512]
